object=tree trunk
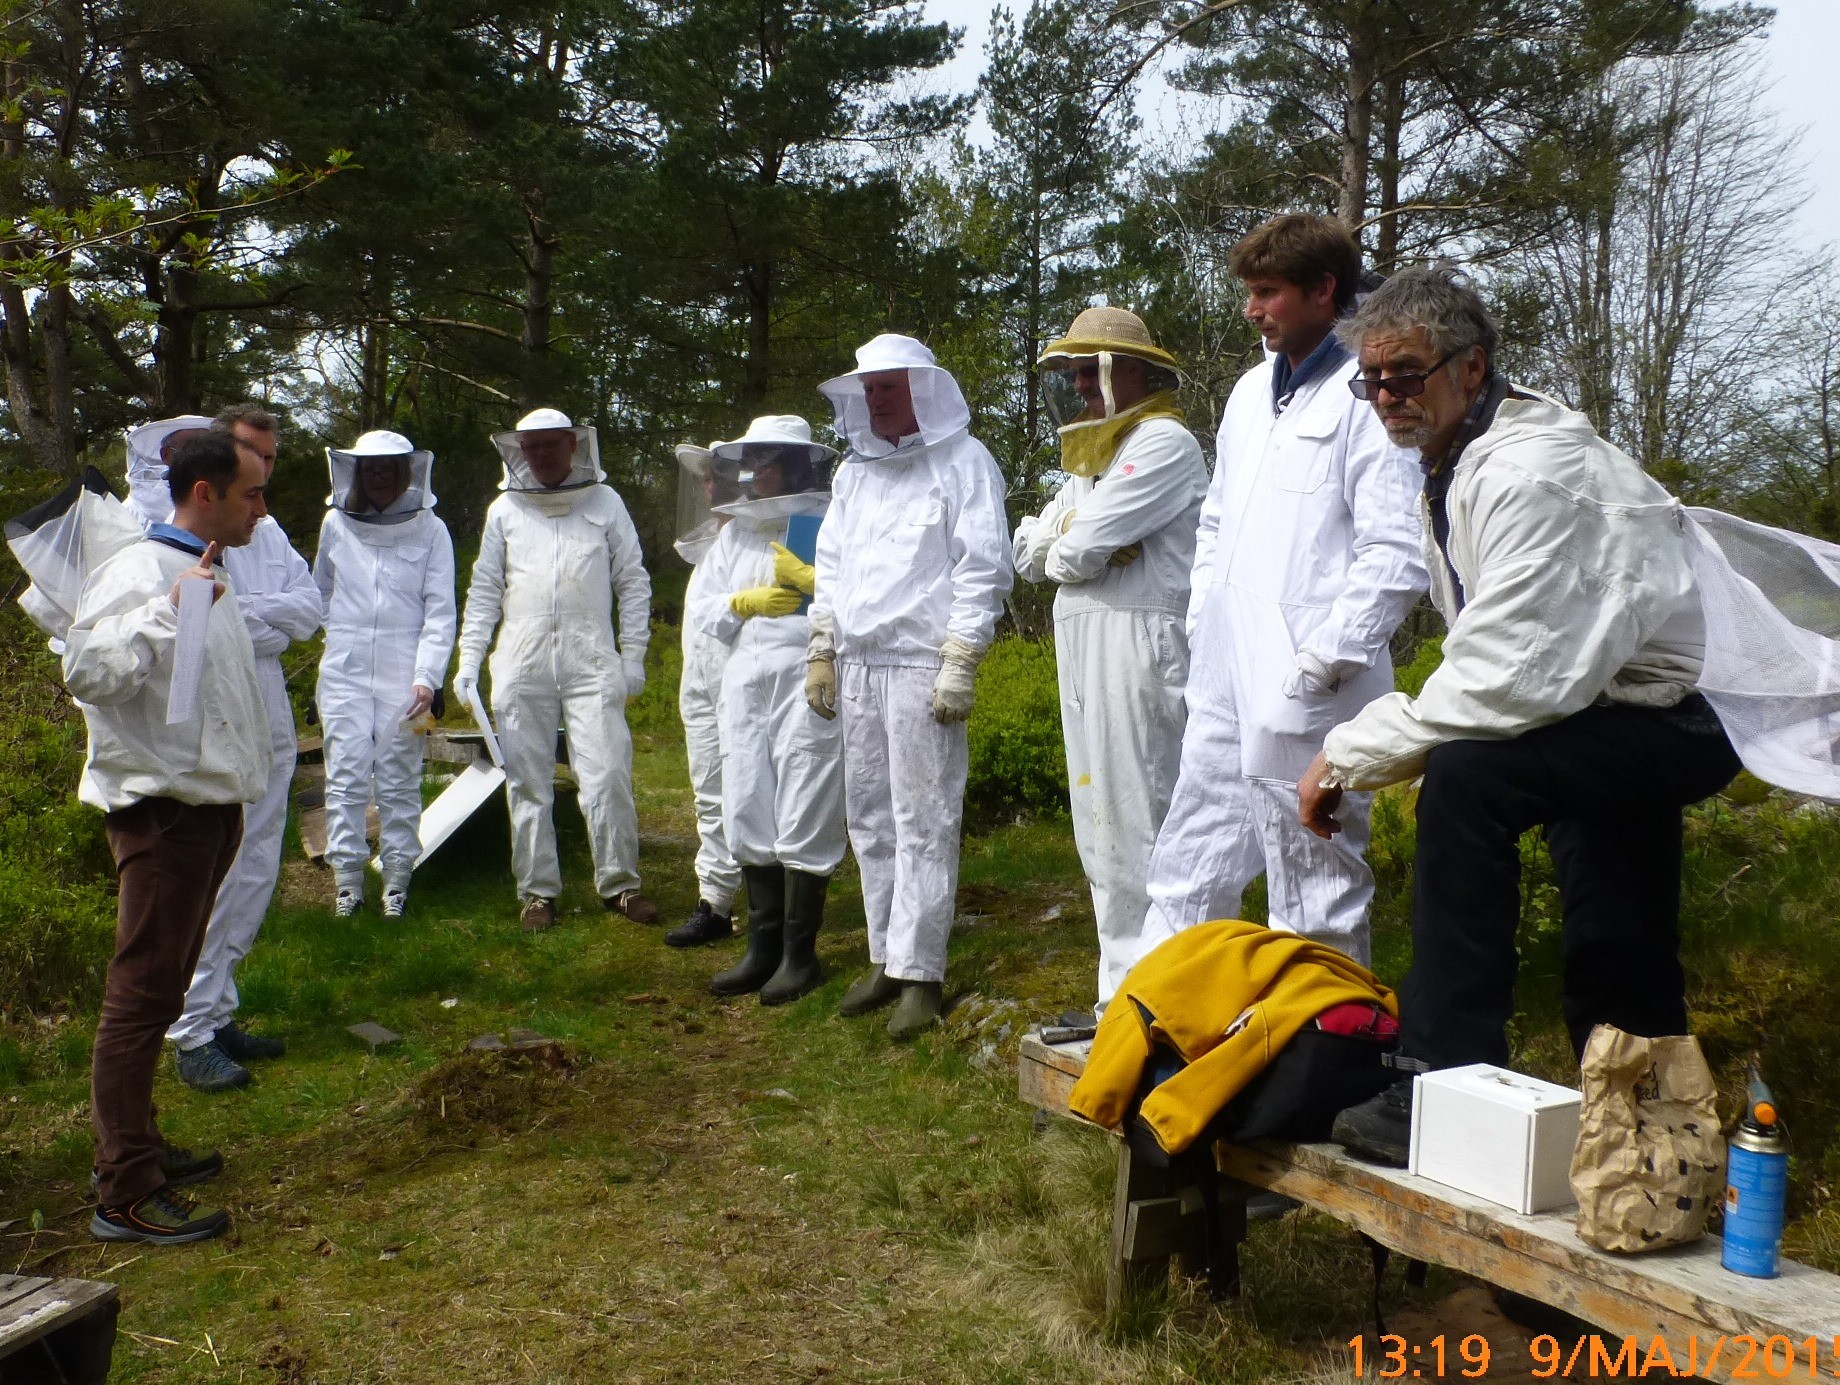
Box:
[0,275,77,475]
[741,255,773,411]
[1374,70,1404,272]
[1338,14,1376,234]
[153,257,201,415]
[519,194,557,408]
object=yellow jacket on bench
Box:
[1069,920,1397,1155]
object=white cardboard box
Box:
[1408,1064,1582,1215]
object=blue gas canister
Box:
[1721,1066,1788,1279]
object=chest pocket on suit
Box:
[1274,407,1341,495]
[383,546,427,594]
[885,500,945,560]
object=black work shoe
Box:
[91,1185,229,1244]
[1330,1076,1414,1167]
[760,869,828,1006]
[665,900,734,948]
[711,865,785,997]
[214,1020,285,1062]
[839,963,902,1017]
[175,1040,251,1093]
[91,1144,224,1194]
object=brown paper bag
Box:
[1570,1025,1725,1253]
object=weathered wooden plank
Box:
[1109,1141,1176,1305]
[0,1276,116,1353]
[1218,1143,1840,1338]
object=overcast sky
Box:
[921,0,1838,261]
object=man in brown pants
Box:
[62,430,271,1243]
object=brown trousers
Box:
[93,797,243,1207]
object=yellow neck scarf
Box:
[1056,390,1185,478]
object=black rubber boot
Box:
[710,865,785,997]
[760,869,828,1006]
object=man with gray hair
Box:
[1303,265,1739,1167]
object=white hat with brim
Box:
[711,414,837,468]
[489,407,604,490]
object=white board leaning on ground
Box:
[380,686,507,873]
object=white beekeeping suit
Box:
[1136,346,1426,968]
[664,444,745,947]
[1012,308,1208,1008]
[454,408,653,931]
[697,416,847,1004]
[313,431,457,919]
[809,335,1014,1039]
[127,417,323,1077]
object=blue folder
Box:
[785,512,822,614]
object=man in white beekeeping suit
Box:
[454,408,654,934]
[808,335,1014,1040]
[663,442,745,948]
[126,405,324,1093]
[313,430,456,920]
[1135,214,1426,971]
[1012,308,1207,1012]
[697,416,847,1001]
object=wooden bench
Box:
[1020,1032,1840,1383]
[0,1272,119,1383]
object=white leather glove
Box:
[1023,515,1059,576]
[1282,650,1339,698]
[931,636,983,724]
[623,654,647,703]
[806,657,837,720]
[454,670,478,710]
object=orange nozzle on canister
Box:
[1753,1100,1778,1126]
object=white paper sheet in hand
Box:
[464,686,504,768]
[165,576,213,724]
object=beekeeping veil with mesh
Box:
[326,430,435,523]
[674,442,741,564]
[490,408,604,492]
[1686,507,1840,800]
[6,468,143,648]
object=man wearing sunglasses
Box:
[1132,214,1426,979]
[1307,265,1739,1167]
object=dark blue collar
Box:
[1272,334,1350,415]
[147,522,223,565]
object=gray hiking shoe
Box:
[382,888,408,919]
[91,1185,229,1244]
[175,1040,250,1093]
[335,888,363,918]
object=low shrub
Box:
[966,636,1067,823]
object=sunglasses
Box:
[1348,349,1462,402]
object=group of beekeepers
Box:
[107,210,1437,1073]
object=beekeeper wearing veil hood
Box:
[693,416,846,1003]
[1012,308,1208,1010]
[313,431,456,919]
[809,335,1013,1040]
[455,407,654,933]
[664,443,744,947]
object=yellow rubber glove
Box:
[730,585,803,619]
[770,541,816,596]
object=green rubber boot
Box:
[760,869,828,1006]
[710,865,785,997]
[838,963,901,1017]
[886,981,944,1042]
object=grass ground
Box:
[4,636,1840,1381]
